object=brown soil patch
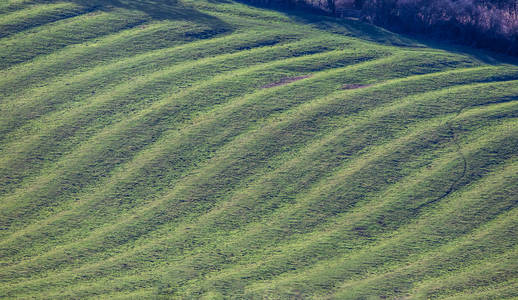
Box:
[342,83,371,90]
[262,75,312,89]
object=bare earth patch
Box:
[342,83,371,90]
[262,75,312,88]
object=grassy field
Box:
[0,0,517,298]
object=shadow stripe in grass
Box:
[0,47,385,233]
[3,78,516,294]
[2,1,517,297]
[0,8,152,70]
[0,2,91,39]
[1,61,512,270]
[11,105,516,298]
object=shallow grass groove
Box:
[1,0,517,299]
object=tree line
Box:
[244,0,518,55]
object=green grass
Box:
[0,0,517,299]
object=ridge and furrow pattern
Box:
[0,0,517,299]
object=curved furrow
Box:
[166,104,518,297]
[2,0,518,298]
[2,49,437,228]
[242,153,518,299]
[0,26,299,106]
[144,84,518,292]
[84,205,518,299]
[32,117,462,298]
[0,16,235,109]
[0,46,382,236]
[0,1,310,98]
[0,68,512,262]
[194,86,518,258]
[0,2,90,39]
[189,0,297,24]
[0,34,355,197]
[0,47,381,263]
[0,53,476,278]
[0,7,152,70]
[101,289,157,300]
[0,107,461,296]
[11,96,517,298]
[409,247,518,299]
[0,0,42,15]
[442,279,518,300]
[0,52,402,274]
[0,32,347,144]
[168,101,517,295]
[3,78,516,296]
[2,62,512,264]
[328,199,518,299]
[0,17,233,98]
[0,48,484,230]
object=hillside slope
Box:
[0,0,517,299]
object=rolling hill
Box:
[0,0,517,298]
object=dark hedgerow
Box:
[245,0,518,55]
